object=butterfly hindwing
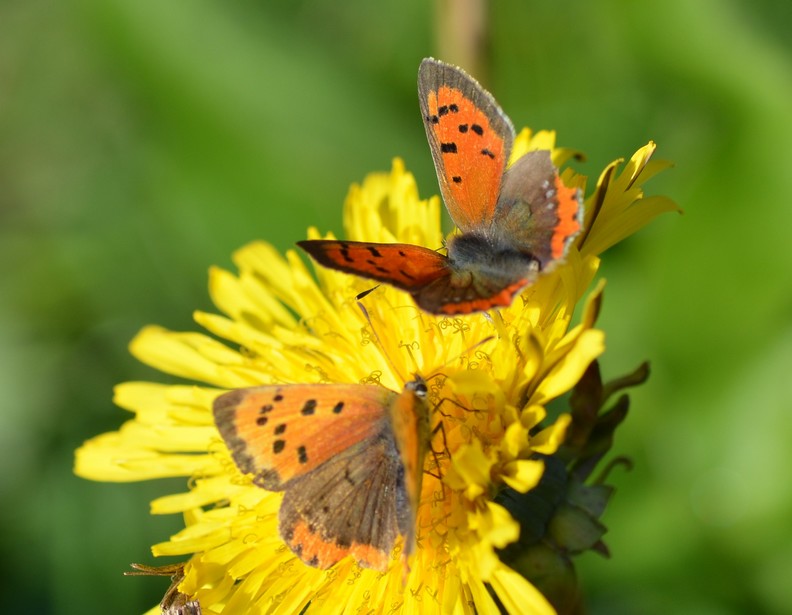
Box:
[279,434,407,571]
[413,244,535,315]
[297,240,450,290]
[494,150,584,268]
[418,57,515,233]
[213,384,394,490]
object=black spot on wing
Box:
[366,259,390,274]
[301,400,317,416]
[339,248,354,263]
[481,148,496,159]
[298,446,308,464]
[274,423,286,435]
[332,401,344,414]
[458,124,468,133]
[438,105,449,116]
[452,176,462,183]
[273,440,285,454]
[366,246,382,258]
[471,124,484,136]
[441,142,458,154]
[256,404,274,426]
[449,103,459,112]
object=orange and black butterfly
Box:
[213,378,431,572]
[298,57,584,315]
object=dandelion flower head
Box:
[75,127,677,614]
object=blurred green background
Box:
[2,0,791,613]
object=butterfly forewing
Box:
[297,240,450,290]
[418,58,515,233]
[213,384,394,489]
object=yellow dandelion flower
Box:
[75,127,674,614]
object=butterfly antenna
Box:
[429,335,496,377]
[423,335,496,411]
[355,299,408,384]
[356,285,380,301]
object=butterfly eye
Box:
[413,382,428,398]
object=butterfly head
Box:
[405,376,428,400]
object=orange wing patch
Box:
[424,86,508,231]
[435,278,530,315]
[213,384,393,489]
[283,518,390,571]
[550,177,583,259]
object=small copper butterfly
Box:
[213,378,431,571]
[298,57,584,315]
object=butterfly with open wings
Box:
[299,58,584,315]
[213,377,432,572]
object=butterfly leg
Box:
[423,420,452,510]
[425,419,448,482]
